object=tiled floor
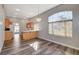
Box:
[0,39,79,55]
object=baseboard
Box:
[38,37,79,50]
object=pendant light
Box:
[36,5,42,22]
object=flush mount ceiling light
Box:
[36,18,42,22]
[24,16,31,19]
[36,5,42,22]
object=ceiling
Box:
[4,4,59,19]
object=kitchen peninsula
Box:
[21,31,38,40]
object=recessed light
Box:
[26,16,31,18]
[16,9,20,11]
[13,16,16,17]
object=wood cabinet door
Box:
[5,18,12,28]
[22,32,38,40]
[5,31,13,41]
[22,32,31,40]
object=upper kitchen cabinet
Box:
[4,17,12,28]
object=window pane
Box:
[53,22,65,36]
[48,23,53,34]
[66,21,72,37]
[48,11,72,22]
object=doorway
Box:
[13,23,21,47]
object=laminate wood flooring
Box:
[0,39,79,55]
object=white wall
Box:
[32,4,79,50]
[0,5,5,52]
[9,17,37,32]
[9,18,28,32]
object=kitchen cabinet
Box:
[5,31,13,41]
[4,18,12,28]
[21,31,38,40]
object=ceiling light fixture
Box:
[13,15,16,17]
[36,5,42,22]
[26,15,30,18]
[16,8,20,11]
[36,18,42,22]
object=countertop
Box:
[22,30,39,32]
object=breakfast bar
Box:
[21,31,38,40]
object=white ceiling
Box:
[4,4,59,19]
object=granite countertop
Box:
[22,30,39,32]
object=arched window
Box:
[48,11,72,37]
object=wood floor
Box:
[0,39,79,55]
